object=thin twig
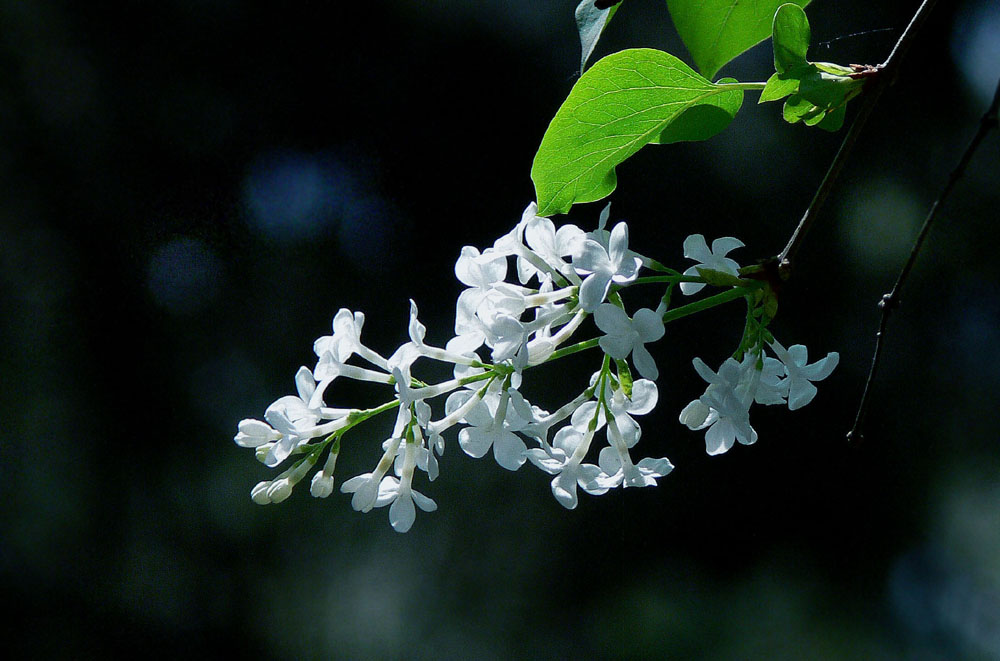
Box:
[847,79,1000,444]
[778,0,939,275]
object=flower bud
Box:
[310,472,335,498]
[251,481,272,505]
[266,478,293,503]
[679,399,710,429]
[234,418,282,447]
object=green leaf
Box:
[653,77,743,144]
[666,0,811,79]
[615,358,634,397]
[769,5,864,132]
[531,49,744,216]
[759,72,800,103]
[696,267,744,287]
[772,3,810,73]
[815,103,846,131]
[575,0,622,73]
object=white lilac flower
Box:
[679,234,744,295]
[373,475,438,533]
[341,435,403,512]
[376,440,437,533]
[751,353,790,406]
[605,378,658,448]
[455,385,531,471]
[250,480,272,505]
[572,222,642,311]
[570,377,657,446]
[768,340,839,410]
[594,304,665,380]
[481,313,529,369]
[309,444,340,498]
[234,418,282,448]
[313,308,388,370]
[525,426,603,509]
[340,472,382,512]
[260,366,330,467]
[454,245,508,339]
[523,214,585,283]
[477,283,529,328]
[682,357,757,455]
[591,418,673,489]
[492,202,536,257]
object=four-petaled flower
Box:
[769,340,839,410]
[680,234,744,295]
[572,222,642,311]
[594,304,665,380]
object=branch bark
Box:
[847,78,1000,443]
[777,0,940,275]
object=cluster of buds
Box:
[235,203,838,532]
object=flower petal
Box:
[389,493,416,533]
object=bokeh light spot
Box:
[243,151,351,241]
[838,178,922,277]
[951,1,1000,107]
[147,236,223,314]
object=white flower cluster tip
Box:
[235,203,838,532]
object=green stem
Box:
[630,275,702,285]
[548,338,600,362]
[547,286,757,364]
[661,286,757,324]
[715,81,767,91]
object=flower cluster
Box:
[235,203,837,532]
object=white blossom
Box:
[572,222,642,311]
[680,234,744,295]
[455,385,531,471]
[682,357,757,455]
[768,340,839,410]
[594,304,665,380]
[525,426,603,509]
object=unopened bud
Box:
[266,478,293,503]
[251,481,272,505]
[310,472,335,498]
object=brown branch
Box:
[847,79,1000,444]
[778,0,940,276]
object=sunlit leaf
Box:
[653,77,743,144]
[666,0,811,79]
[759,72,799,103]
[531,49,744,216]
[772,1,810,73]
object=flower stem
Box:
[660,286,757,324]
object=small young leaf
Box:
[772,3,810,74]
[532,49,743,217]
[575,0,622,73]
[782,94,821,123]
[759,72,800,103]
[615,358,634,398]
[815,104,846,131]
[666,0,811,79]
[695,267,744,287]
[769,5,865,132]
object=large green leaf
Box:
[666,0,811,79]
[531,49,743,216]
[575,0,622,73]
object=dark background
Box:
[3,0,999,658]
